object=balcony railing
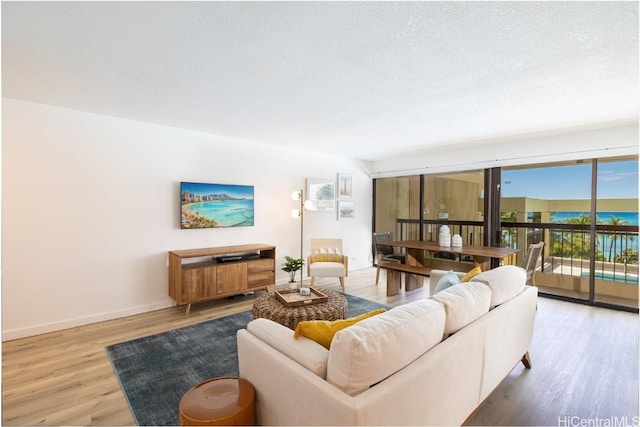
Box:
[396,218,639,307]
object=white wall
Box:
[2,99,374,340]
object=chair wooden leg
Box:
[521,351,532,369]
[310,277,315,286]
[375,266,380,285]
[339,277,345,292]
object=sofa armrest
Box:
[247,318,328,377]
[237,328,358,426]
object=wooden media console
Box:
[169,243,276,314]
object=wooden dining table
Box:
[379,240,521,296]
[386,240,520,268]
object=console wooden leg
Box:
[185,303,191,315]
[521,351,532,369]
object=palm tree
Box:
[500,211,518,247]
[599,215,629,262]
[551,214,604,261]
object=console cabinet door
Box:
[216,263,247,295]
[181,266,217,302]
[247,259,276,288]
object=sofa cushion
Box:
[247,318,329,378]
[434,270,462,293]
[308,262,346,276]
[293,308,386,349]
[326,299,445,396]
[471,265,527,307]
[430,282,491,336]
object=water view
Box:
[550,211,638,226]
[184,199,254,227]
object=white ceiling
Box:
[2,1,638,162]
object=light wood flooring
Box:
[2,267,638,426]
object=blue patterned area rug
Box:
[106,293,389,426]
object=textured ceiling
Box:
[2,1,638,161]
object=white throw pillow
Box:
[430,282,491,336]
[472,265,527,307]
[326,299,445,396]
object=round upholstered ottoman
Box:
[252,289,348,329]
[179,377,255,426]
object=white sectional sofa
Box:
[237,265,538,426]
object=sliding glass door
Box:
[593,158,639,308]
[501,157,638,309]
[373,156,638,311]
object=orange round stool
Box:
[179,377,255,426]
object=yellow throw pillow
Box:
[293,308,386,349]
[310,247,342,262]
[461,266,482,282]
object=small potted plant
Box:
[281,256,305,283]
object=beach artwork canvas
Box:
[180,182,254,229]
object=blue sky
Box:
[501,159,638,199]
[181,182,254,199]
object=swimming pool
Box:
[581,271,638,284]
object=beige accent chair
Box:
[307,238,348,292]
[523,241,545,285]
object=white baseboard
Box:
[2,301,175,341]
[1,273,373,341]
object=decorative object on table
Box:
[273,287,328,307]
[451,234,463,247]
[305,177,336,211]
[337,200,355,220]
[291,189,313,288]
[281,255,305,284]
[307,238,348,292]
[180,181,254,229]
[337,173,352,199]
[438,225,451,247]
[299,287,311,296]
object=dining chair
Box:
[373,232,406,285]
[523,241,544,285]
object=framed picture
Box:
[337,173,352,199]
[305,178,336,211]
[338,200,355,220]
[180,181,254,229]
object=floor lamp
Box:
[291,189,312,289]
